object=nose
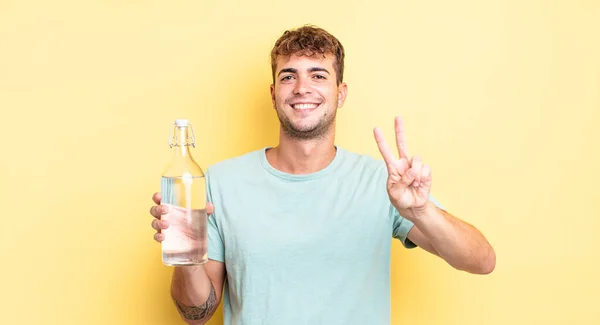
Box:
[293,76,311,95]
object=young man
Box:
[150,25,495,325]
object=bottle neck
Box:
[171,126,195,159]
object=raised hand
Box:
[373,117,432,215]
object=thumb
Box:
[206,202,215,216]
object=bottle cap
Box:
[175,119,189,126]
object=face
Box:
[270,54,347,140]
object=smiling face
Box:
[270,54,347,140]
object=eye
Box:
[280,75,294,81]
[313,74,326,80]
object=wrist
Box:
[177,265,205,277]
[398,201,435,221]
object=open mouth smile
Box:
[290,103,321,111]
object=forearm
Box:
[406,202,496,274]
[171,266,218,325]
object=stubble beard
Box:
[276,103,336,140]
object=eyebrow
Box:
[277,67,331,76]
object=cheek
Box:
[274,94,288,108]
[316,82,334,93]
[276,93,286,103]
[317,86,336,101]
[274,87,288,99]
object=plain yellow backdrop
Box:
[1,1,598,324]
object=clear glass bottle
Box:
[160,119,208,266]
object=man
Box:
[150,25,495,325]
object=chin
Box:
[284,121,333,140]
[291,121,318,131]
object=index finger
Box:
[373,127,396,165]
[395,116,410,159]
[152,192,161,205]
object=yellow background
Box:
[1,1,598,324]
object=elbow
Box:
[178,314,207,325]
[185,321,207,325]
[479,259,495,275]
[457,246,496,275]
[477,247,496,275]
[179,312,214,325]
[181,316,209,325]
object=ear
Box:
[270,84,276,108]
[337,82,348,108]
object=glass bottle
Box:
[160,119,208,266]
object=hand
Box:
[373,116,432,217]
[150,192,215,242]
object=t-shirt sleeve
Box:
[206,169,225,262]
[392,194,445,249]
[391,206,417,248]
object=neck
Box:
[266,127,337,175]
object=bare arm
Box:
[373,117,495,275]
[170,261,226,325]
[405,202,496,274]
[150,192,226,325]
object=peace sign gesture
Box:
[374,117,432,215]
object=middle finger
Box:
[151,219,169,230]
[150,205,167,218]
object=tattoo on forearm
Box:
[174,283,217,321]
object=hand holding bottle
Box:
[150,192,215,242]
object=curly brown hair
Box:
[270,25,345,85]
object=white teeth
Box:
[293,103,318,110]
